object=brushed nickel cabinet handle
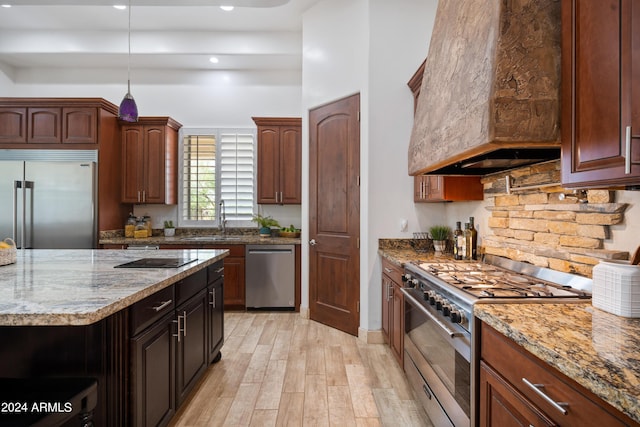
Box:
[210,290,216,307]
[152,299,172,312]
[625,126,632,175]
[522,377,568,415]
[173,315,183,342]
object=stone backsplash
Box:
[481,160,629,277]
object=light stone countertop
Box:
[475,303,640,424]
[0,249,228,327]
[99,234,301,246]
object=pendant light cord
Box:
[127,0,132,93]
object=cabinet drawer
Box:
[175,268,207,306]
[207,260,225,285]
[382,258,403,284]
[130,285,175,336]
[481,324,628,426]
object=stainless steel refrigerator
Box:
[1,150,97,249]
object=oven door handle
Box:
[401,288,464,338]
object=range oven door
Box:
[403,289,471,427]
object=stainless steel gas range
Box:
[401,255,592,427]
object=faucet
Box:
[218,200,227,235]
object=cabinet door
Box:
[413,176,427,202]
[144,126,167,204]
[426,175,444,200]
[122,126,145,203]
[131,314,176,427]
[479,362,556,427]
[279,125,302,204]
[207,278,224,364]
[561,0,640,187]
[175,290,208,406]
[381,274,392,344]
[256,126,280,204]
[222,256,246,309]
[391,284,404,365]
[62,107,97,144]
[0,107,27,143]
[28,107,61,143]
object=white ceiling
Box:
[0,0,322,84]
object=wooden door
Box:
[309,93,360,336]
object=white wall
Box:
[303,0,441,333]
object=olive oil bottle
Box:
[453,221,463,260]
[469,216,478,260]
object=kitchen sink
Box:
[180,236,242,241]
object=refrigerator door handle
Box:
[24,181,34,249]
[13,180,21,247]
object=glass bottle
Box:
[143,215,152,237]
[453,222,463,260]
[463,223,470,260]
[469,217,478,260]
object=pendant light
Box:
[118,0,138,122]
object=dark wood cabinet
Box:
[0,107,27,143]
[131,313,176,427]
[253,117,302,205]
[207,263,224,364]
[121,117,181,204]
[413,175,483,202]
[561,0,640,188]
[381,258,403,365]
[175,289,208,406]
[480,322,636,427]
[0,98,130,233]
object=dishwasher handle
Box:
[247,248,293,255]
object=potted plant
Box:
[429,225,451,254]
[163,220,176,237]
[252,214,280,237]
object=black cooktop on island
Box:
[114,258,198,269]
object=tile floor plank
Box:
[169,312,431,427]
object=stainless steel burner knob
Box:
[450,310,465,324]
[436,297,446,310]
[410,278,420,287]
[401,274,411,282]
[442,303,451,316]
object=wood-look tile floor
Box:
[169,311,432,427]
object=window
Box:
[180,128,255,226]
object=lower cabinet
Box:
[381,258,403,365]
[130,261,224,427]
[479,322,636,427]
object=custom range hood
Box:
[408,0,561,176]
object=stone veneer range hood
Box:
[408,0,562,176]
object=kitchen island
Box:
[0,248,228,426]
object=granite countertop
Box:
[0,249,228,327]
[100,234,301,246]
[475,303,640,424]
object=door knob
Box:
[309,239,317,246]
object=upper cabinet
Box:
[414,175,483,203]
[253,117,302,205]
[561,0,640,188]
[0,103,99,145]
[121,117,182,205]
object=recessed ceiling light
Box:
[209,57,219,64]
[220,6,234,11]
[1,4,12,7]
[113,5,126,10]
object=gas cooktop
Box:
[407,255,592,300]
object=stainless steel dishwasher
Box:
[245,244,295,310]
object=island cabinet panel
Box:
[480,322,635,427]
[131,313,176,427]
[561,0,640,187]
[207,263,225,363]
[175,289,209,406]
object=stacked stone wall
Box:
[481,160,629,277]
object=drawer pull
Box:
[209,290,216,307]
[522,377,568,415]
[152,299,173,312]
[422,384,432,400]
[384,267,393,274]
[215,267,224,274]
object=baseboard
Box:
[358,328,385,344]
[299,306,310,319]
